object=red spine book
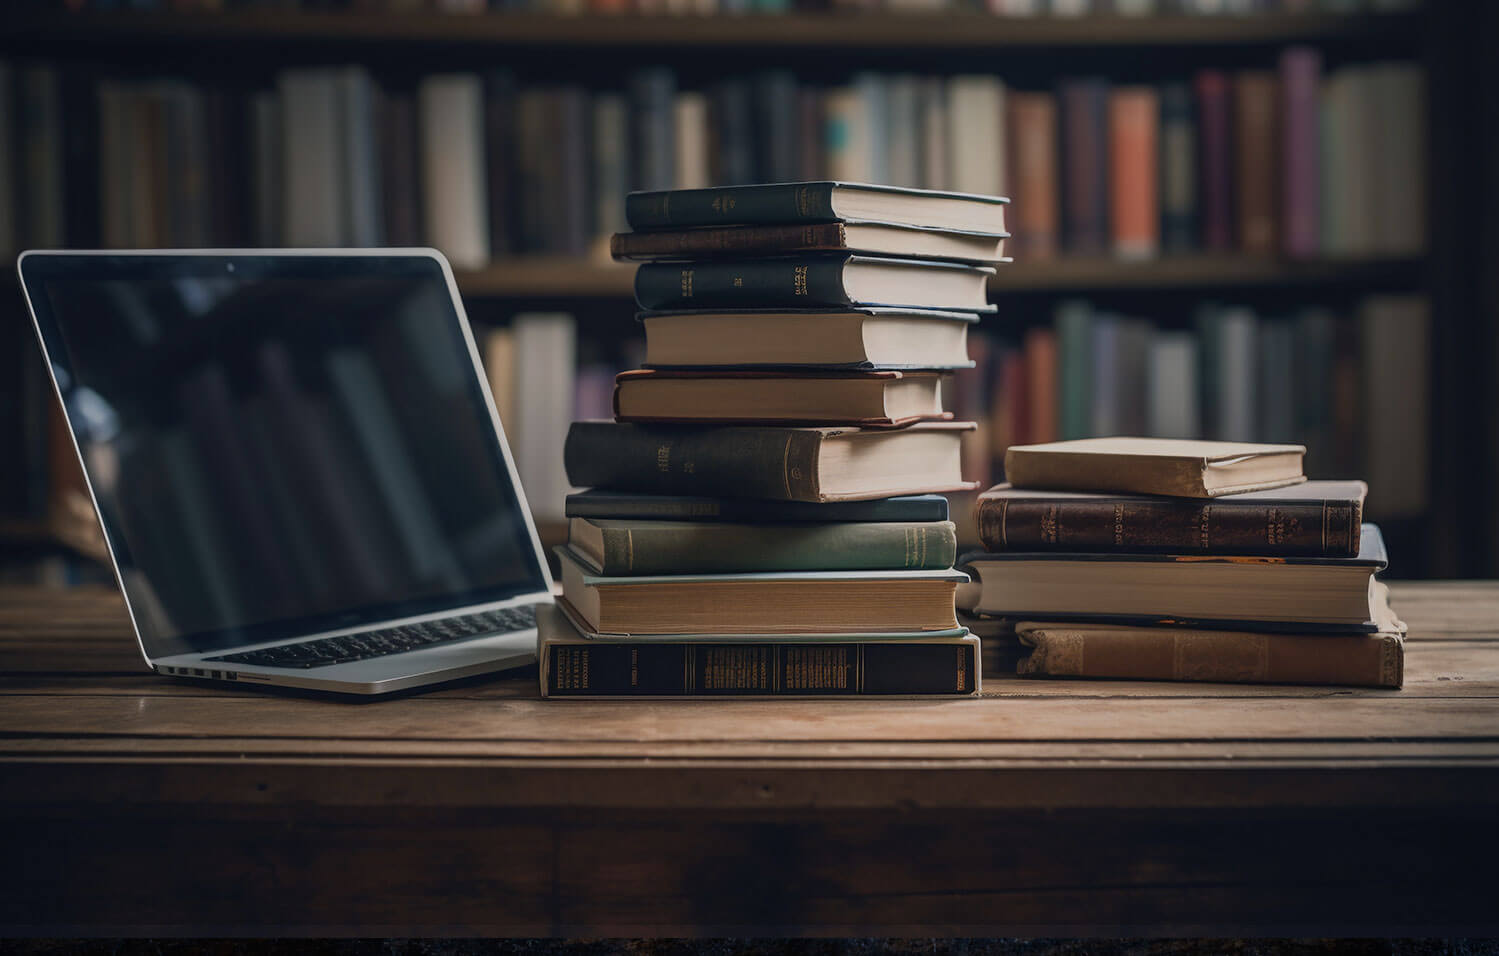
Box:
[1108,86,1159,260]
[1024,326,1058,445]
[1008,91,1059,260]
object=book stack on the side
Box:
[540,181,1010,698]
[957,437,1406,689]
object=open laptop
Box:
[17,249,555,694]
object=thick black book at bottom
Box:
[542,637,980,697]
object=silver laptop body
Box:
[18,249,555,694]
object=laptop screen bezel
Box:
[17,249,556,661]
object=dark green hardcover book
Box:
[569,517,958,575]
[542,635,980,697]
[625,181,1008,233]
[564,490,949,523]
[633,255,994,313]
[563,420,975,503]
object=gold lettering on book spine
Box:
[680,269,693,298]
[793,264,808,296]
[956,646,967,692]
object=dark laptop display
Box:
[22,253,549,659]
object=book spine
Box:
[566,493,950,522]
[1059,78,1108,256]
[1233,70,1279,255]
[1280,47,1321,259]
[1108,86,1159,259]
[1195,70,1232,253]
[589,521,958,575]
[977,497,1361,557]
[633,258,852,311]
[1018,626,1402,689]
[564,422,824,501]
[546,640,978,696]
[625,182,837,229]
[610,223,848,261]
[1158,82,1197,254]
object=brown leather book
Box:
[976,480,1366,557]
[1015,584,1405,688]
[612,369,950,428]
[1233,70,1280,255]
[1003,437,1305,498]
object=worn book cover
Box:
[1004,437,1306,498]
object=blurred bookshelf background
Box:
[1,0,1495,585]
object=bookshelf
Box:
[0,2,1492,581]
[454,254,1426,298]
[0,8,1426,52]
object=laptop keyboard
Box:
[203,606,536,670]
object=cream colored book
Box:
[1003,436,1305,498]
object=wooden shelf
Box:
[0,9,1424,53]
[454,254,1425,299]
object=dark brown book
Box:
[976,480,1366,557]
[613,369,949,427]
[611,222,1006,264]
[1233,70,1279,255]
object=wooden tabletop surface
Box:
[3,582,1498,935]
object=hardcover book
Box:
[1015,584,1404,688]
[611,221,1007,264]
[538,603,980,698]
[1004,437,1306,498]
[976,480,1366,557]
[612,369,948,427]
[957,524,1389,633]
[557,546,967,636]
[633,256,995,313]
[640,307,976,370]
[624,181,1008,234]
[564,420,976,503]
[564,490,950,523]
[568,516,958,575]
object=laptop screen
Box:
[21,252,551,659]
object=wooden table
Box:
[2,583,1497,936]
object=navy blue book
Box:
[566,490,949,523]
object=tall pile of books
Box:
[958,437,1405,689]
[539,181,1010,698]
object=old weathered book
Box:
[1004,437,1306,498]
[565,420,975,503]
[640,308,976,370]
[957,524,1389,633]
[538,604,979,698]
[558,547,966,635]
[613,369,947,427]
[611,222,1007,264]
[565,490,950,524]
[625,181,1008,234]
[568,516,957,575]
[1015,584,1404,688]
[633,256,995,313]
[976,480,1366,557]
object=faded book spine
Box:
[634,258,853,311]
[611,223,849,260]
[564,421,825,501]
[585,520,958,575]
[625,182,838,229]
[977,497,1362,557]
[545,639,979,697]
[1018,626,1403,688]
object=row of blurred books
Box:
[34,0,1423,17]
[953,295,1429,519]
[0,57,1423,265]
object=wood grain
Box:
[1,582,1496,933]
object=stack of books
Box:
[957,438,1405,689]
[539,181,1011,698]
